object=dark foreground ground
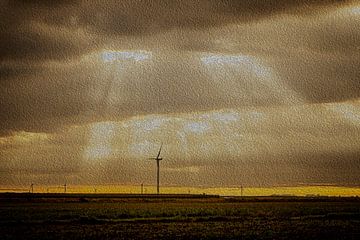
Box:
[1,193,360,239]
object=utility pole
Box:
[64,183,67,193]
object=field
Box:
[1,194,360,239]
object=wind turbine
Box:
[148,143,163,194]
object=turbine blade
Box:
[156,143,163,159]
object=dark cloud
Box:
[0,64,95,134]
[274,54,360,103]
[0,27,96,62]
[0,144,82,176]
[1,49,360,135]
[0,0,352,63]
[0,0,95,63]
[310,18,360,54]
[1,0,360,189]
[77,0,351,36]
[0,52,302,135]
[160,147,360,187]
[0,64,45,81]
[10,0,78,8]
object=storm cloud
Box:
[1,0,360,189]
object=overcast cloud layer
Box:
[1,0,360,188]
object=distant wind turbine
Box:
[148,143,163,194]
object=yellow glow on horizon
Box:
[3,185,360,197]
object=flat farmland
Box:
[1,194,360,239]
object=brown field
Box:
[1,193,360,239]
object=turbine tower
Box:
[148,143,163,194]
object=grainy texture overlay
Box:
[1,0,360,191]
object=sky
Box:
[1,0,360,190]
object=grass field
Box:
[1,194,360,239]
